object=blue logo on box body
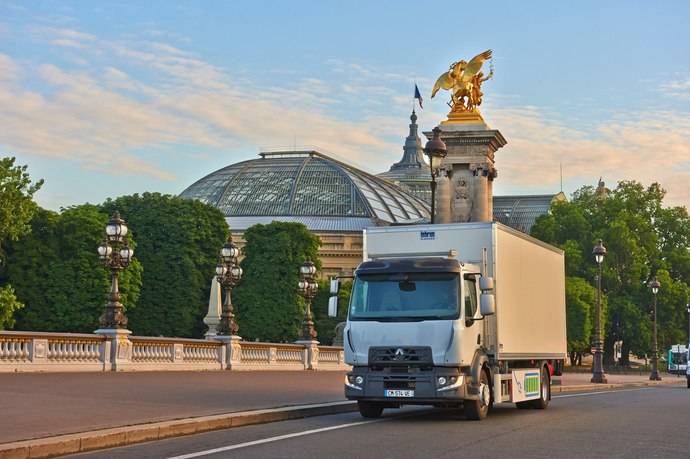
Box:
[420,231,435,240]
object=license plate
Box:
[385,389,414,398]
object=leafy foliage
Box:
[312,279,352,345]
[7,205,143,332]
[101,193,228,337]
[564,276,597,365]
[0,157,43,328]
[532,181,690,365]
[0,157,44,253]
[233,222,321,342]
[0,285,24,330]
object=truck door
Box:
[461,274,481,360]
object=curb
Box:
[0,401,358,459]
[1,380,684,459]
[552,377,682,394]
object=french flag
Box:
[414,84,423,109]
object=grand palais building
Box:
[180,111,564,277]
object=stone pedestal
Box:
[215,335,242,370]
[425,119,506,223]
[94,328,132,371]
[295,339,320,370]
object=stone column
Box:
[471,163,489,222]
[435,167,452,224]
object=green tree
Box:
[564,276,596,366]
[233,222,320,342]
[532,181,690,366]
[101,193,228,337]
[0,157,44,328]
[7,205,142,332]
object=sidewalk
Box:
[0,370,682,445]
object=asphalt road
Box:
[66,384,689,459]
[0,371,347,443]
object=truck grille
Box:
[368,346,433,366]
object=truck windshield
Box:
[349,272,459,321]
[671,352,688,365]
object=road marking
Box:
[553,387,651,399]
[166,419,382,459]
[168,388,658,458]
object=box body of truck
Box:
[343,222,566,419]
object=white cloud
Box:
[489,106,690,208]
[0,32,404,183]
[658,76,690,100]
[2,26,688,211]
[0,52,22,81]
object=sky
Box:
[1,0,689,211]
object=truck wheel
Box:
[358,401,384,418]
[530,366,550,410]
[687,378,690,389]
[464,369,492,420]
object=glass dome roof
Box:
[180,151,430,226]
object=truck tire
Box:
[464,368,492,420]
[529,365,550,409]
[358,401,384,418]
[687,377,690,389]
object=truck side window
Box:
[464,275,478,325]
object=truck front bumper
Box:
[345,366,471,404]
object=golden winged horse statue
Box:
[431,50,493,113]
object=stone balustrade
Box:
[0,331,348,372]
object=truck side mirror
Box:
[330,279,340,295]
[479,276,494,291]
[328,296,338,317]
[480,293,495,316]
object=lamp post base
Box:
[649,372,662,381]
[590,372,608,384]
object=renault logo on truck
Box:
[394,348,405,359]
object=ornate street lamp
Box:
[297,260,318,341]
[97,212,134,329]
[423,127,447,224]
[216,236,242,336]
[648,277,661,381]
[591,239,608,383]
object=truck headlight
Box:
[438,376,447,386]
[355,375,364,385]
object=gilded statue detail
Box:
[431,49,494,113]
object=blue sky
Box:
[1,0,689,210]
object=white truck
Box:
[330,222,567,420]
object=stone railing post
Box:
[30,338,48,364]
[216,336,242,370]
[173,343,184,362]
[95,329,132,371]
[296,340,319,370]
